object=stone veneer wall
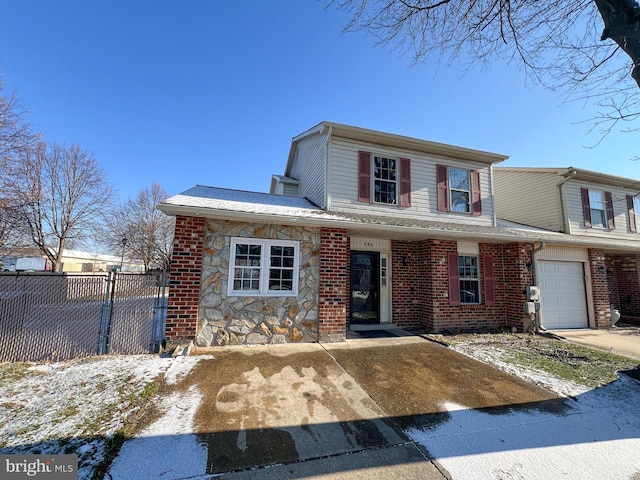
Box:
[196,219,321,346]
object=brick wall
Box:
[166,215,204,342]
[391,239,523,332]
[607,254,640,318]
[503,243,535,330]
[318,227,348,342]
[588,248,610,328]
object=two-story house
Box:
[157,122,639,347]
[494,167,640,330]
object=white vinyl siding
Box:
[328,137,494,225]
[289,131,328,208]
[493,170,563,231]
[565,181,639,239]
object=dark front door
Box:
[350,251,380,325]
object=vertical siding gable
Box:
[289,131,328,208]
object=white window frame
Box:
[459,254,480,304]
[449,167,471,213]
[228,238,299,296]
[634,197,640,230]
[373,155,398,205]
[589,190,607,229]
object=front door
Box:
[350,251,380,324]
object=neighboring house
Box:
[494,167,640,329]
[157,122,640,347]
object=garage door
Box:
[539,260,588,329]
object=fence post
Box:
[150,270,168,353]
[97,271,117,355]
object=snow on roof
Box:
[161,185,323,217]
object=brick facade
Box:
[166,214,633,343]
[166,215,204,342]
[318,227,349,342]
[588,248,610,328]
[605,253,640,321]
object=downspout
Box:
[531,241,546,332]
[558,169,577,233]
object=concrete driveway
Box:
[549,323,640,361]
[109,335,560,479]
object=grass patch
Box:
[441,333,638,388]
[0,363,32,383]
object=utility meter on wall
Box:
[526,286,540,302]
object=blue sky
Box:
[0,0,638,203]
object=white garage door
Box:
[539,260,588,329]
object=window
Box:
[447,252,495,306]
[634,197,640,233]
[589,190,607,228]
[581,188,614,230]
[436,165,482,215]
[228,238,299,296]
[458,255,480,304]
[449,168,471,213]
[358,151,411,207]
[374,156,397,204]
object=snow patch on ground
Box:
[0,354,205,480]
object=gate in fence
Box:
[0,271,168,362]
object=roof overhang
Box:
[157,202,640,253]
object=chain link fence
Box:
[0,271,167,363]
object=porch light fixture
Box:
[525,262,533,271]
[402,256,409,266]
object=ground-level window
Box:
[458,255,480,304]
[228,238,299,296]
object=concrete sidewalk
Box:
[108,336,559,479]
[549,324,640,361]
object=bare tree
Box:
[3,142,115,271]
[106,183,175,271]
[0,81,39,253]
[329,0,640,134]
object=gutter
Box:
[558,169,577,233]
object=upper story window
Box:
[373,156,397,204]
[580,188,614,230]
[628,195,640,233]
[436,164,482,215]
[358,151,411,207]
[228,238,299,296]
[589,190,607,228]
[449,168,471,213]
